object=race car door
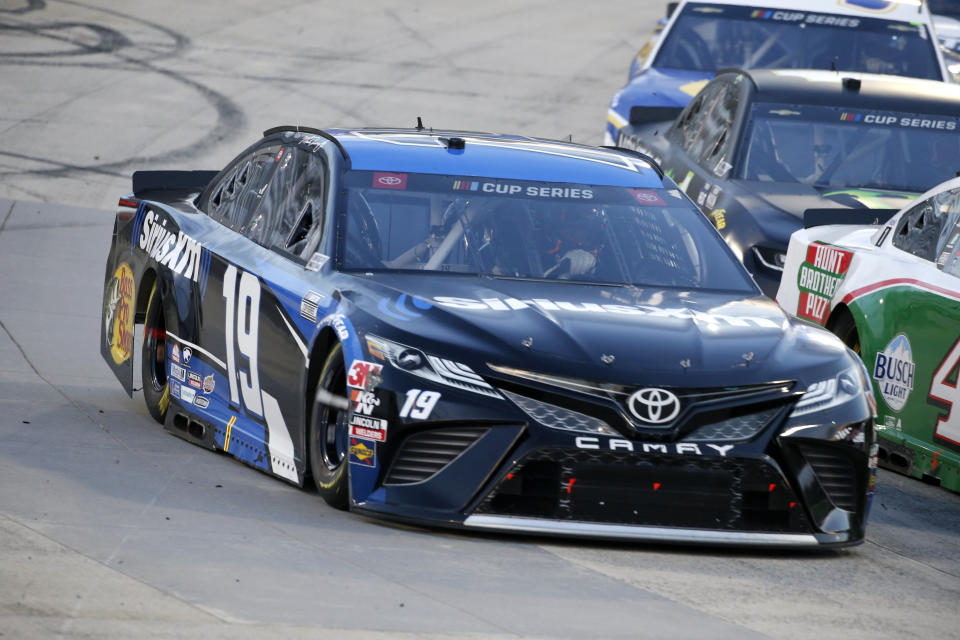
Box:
[194,143,329,485]
[659,73,744,229]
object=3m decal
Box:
[170,363,186,382]
[373,172,407,189]
[349,437,376,466]
[347,360,383,390]
[188,371,202,389]
[398,389,441,420]
[873,333,915,412]
[930,337,960,446]
[104,262,135,365]
[350,388,380,415]
[202,373,215,394]
[194,395,210,409]
[349,415,388,442]
[796,242,853,325]
[575,436,734,456]
[136,210,211,290]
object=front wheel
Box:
[309,343,350,509]
[832,310,861,356]
[141,282,170,423]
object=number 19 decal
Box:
[930,336,960,446]
[224,264,263,417]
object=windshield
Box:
[340,171,756,292]
[655,3,940,80]
[737,104,960,192]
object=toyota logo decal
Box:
[378,176,402,185]
[627,388,680,425]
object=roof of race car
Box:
[724,68,960,114]
[675,0,930,23]
[322,129,663,188]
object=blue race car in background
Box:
[100,126,876,547]
[606,0,948,146]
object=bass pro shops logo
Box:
[104,262,135,365]
[873,333,915,411]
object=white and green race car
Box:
[777,177,960,493]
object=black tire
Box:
[141,282,170,424]
[309,343,350,509]
[832,310,861,356]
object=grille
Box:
[475,448,812,533]
[502,389,616,435]
[686,406,781,442]
[796,444,859,511]
[383,426,488,485]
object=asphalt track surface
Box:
[1,1,959,638]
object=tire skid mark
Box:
[0,0,245,180]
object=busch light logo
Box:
[873,334,915,412]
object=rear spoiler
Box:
[803,208,899,229]
[132,170,219,197]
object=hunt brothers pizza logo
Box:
[104,262,135,364]
[796,242,853,325]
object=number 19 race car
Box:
[101,126,876,546]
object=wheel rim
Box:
[317,360,348,471]
[145,311,167,392]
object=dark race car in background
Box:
[101,127,876,547]
[606,0,948,146]
[617,68,960,297]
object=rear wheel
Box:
[309,343,350,509]
[141,282,170,423]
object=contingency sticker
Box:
[796,241,853,325]
[873,333,915,412]
[349,415,388,442]
[347,360,383,391]
[104,262,135,365]
[349,437,377,466]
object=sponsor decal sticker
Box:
[105,262,135,365]
[629,189,666,206]
[171,344,180,364]
[170,363,186,382]
[306,253,329,272]
[750,11,860,27]
[347,360,383,391]
[188,371,202,389]
[300,290,325,322]
[398,389,441,420]
[182,347,192,365]
[202,373,215,394]
[194,395,210,409]
[873,333,915,412]
[452,179,480,191]
[170,380,181,399]
[883,415,902,431]
[350,388,381,415]
[349,414,388,442]
[180,386,196,404]
[136,210,211,289]
[349,437,376,466]
[373,172,407,189]
[796,241,853,325]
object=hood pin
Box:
[601,354,615,365]
[742,352,755,365]
[521,337,533,348]
[680,359,691,369]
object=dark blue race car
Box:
[100,127,876,546]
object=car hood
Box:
[730,180,917,219]
[613,68,714,111]
[340,273,849,389]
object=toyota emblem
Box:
[627,388,680,425]
[378,176,402,185]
